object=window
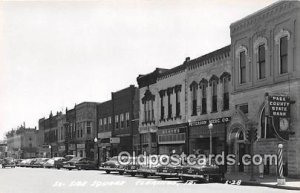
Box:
[160,90,165,120]
[144,103,147,122]
[191,83,197,116]
[103,118,107,125]
[86,121,91,134]
[80,129,83,138]
[115,115,119,129]
[223,77,229,110]
[99,119,102,126]
[167,92,172,119]
[126,112,130,127]
[201,83,207,114]
[212,81,218,112]
[258,44,266,79]
[120,114,124,128]
[237,103,248,114]
[151,133,157,143]
[280,36,288,74]
[175,89,181,117]
[240,51,246,84]
[261,108,275,139]
[108,116,112,125]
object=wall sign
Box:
[268,96,290,117]
[189,117,231,127]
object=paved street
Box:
[0,167,296,193]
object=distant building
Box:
[0,140,7,158]
[6,126,38,159]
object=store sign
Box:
[189,117,231,126]
[138,126,158,134]
[77,144,85,149]
[110,137,120,144]
[69,144,76,150]
[157,127,186,135]
[98,131,112,139]
[268,95,290,117]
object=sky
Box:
[0,0,278,139]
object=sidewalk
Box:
[225,172,300,191]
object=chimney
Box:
[185,57,190,62]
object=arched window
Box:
[254,37,267,80]
[236,46,248,84]
[275,29,290,75]
[220,72,231,111]
[199,79,208,114]
[211,81,218,112]
[190,81,198,116]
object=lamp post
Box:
[208,122,213,155]
[48,145,52,158]
[94,137,99,167]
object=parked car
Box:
[19,159,30,167]
[63,157,96,170]
[156,163,183,180]
[123,157,141,176]
[99,156,121,174]
[15,159,24,167]
[137,156,161,178]
[178,158,224,183]
[2,157,16,168]
[28,158,38,168]
[54,155,75,169]
[44,157,63,168]
[32,158,49,168]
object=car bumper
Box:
[63,165,76,169]
[156,172,178,177]
[99,167,118,171]
[125,169,137,173]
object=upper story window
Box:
[275,29,290,75]
[280,36,288,74]
[199,78,208,114]
[108,116,111,125]
[99,119,102,126]
[175,85,182,117]
[209,75,219,113]
[86,121,91,134]
[190,81,198,116]
[115,115,119,129]
[125,112,130,127]
[220,72,231,111]
[258,44,266,79]
[167,87,173,119]
[142,89,155,123]
[120,114,124,128]
[159,90,166,120]
[239,51,246,84]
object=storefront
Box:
[139,126,157,155]
[68,143,76,155]
[157,124,187,155]
[58,145,65,156]
[76,143,86,157]
[188,117,231,155]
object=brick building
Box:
[96,85,139,162]
[137,68,168,154]
[228,0,300,177]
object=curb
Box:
[240,181,300,191]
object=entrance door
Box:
[238,143,246,172]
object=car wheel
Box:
[105,170,110,174]
[119,171,124,175]
[161,176,166,180]
[68,168,72,171]
[143,174,148,178]
[130,173,136,177]
[205,175,210,183]
[78,166,82,170]
[181,177,187,183]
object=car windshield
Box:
[69,157,82,162]
[53,157,64,161]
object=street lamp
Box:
[48,145,52,158]
[94,137,99,167]
[208,122,213,155]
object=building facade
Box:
[6,126,38,159]
[229,0,300,177]
[137,68,168,154]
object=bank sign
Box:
[268,95,290,117]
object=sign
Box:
[98,131,112,139]
[110,137,120,144]
[157,127,186,135]
[189,117,231,127]
[138,126,158,134]
[69,144,76,150]
[77,143,85,149]
[268,96,290,117]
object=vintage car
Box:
[137,156,161,178]
[54,155,75,169]
[19,159,31,167]
[63,157,96,170]
[2,157,16,168]
[156,163,183,180]
[178,158,224,183]
[15,159,24,167]
[32,158,49,168]
[28,158,38,168]
[123,157,142,176]
[99,156,121,174]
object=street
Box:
[0,167,296,193]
